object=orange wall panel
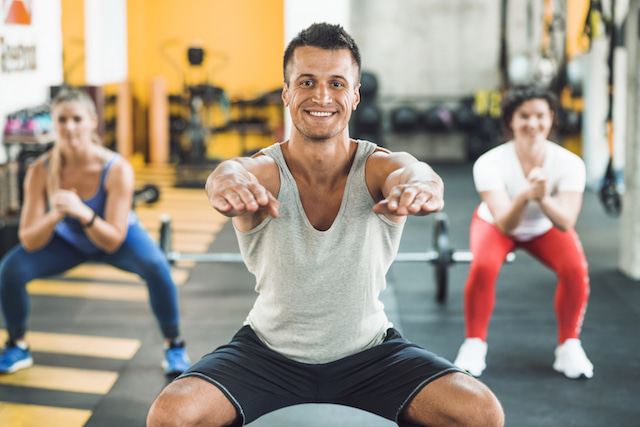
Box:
[129,0,284,101]
[60,0,86,86]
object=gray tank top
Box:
[235,140,404,363]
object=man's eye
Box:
[301,81,313,86]
[332,82,344,87]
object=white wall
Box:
[350,0,501,105]
[620,0,640,279]
[84,0,127,86]
[0,0,63,163]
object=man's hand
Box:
[206,165,279,219]
[373,181,444,217]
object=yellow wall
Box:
[60,0,85,86]
[130,0,284,159]
[127,0,284,103]
[62,0,283,97]
[61,0,284,159]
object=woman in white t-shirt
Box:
[454,84,592,379]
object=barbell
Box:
[158,212,514,303]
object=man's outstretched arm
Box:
[371,151,444,217]
[205,157,280,231]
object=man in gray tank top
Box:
[148,23,504,427]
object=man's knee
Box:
[447,373,504,426]
[147,382,194,427]
[404,372,504,427]
[470,381,505,427]
[146,377,238,427]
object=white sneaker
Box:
[454,338,487,377]
[553,339,594,379]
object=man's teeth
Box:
[309,111,332,117]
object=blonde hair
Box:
[46,87,102,200]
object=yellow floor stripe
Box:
[139,221,224,235]
[0,366,118,394]
[0,402,92,427]
[143,191,204,200]
[135,173,175,181]
[138,176,176,181]
[136,210,224,222]
[27,280,147,302]
[134,169,177,177]
[172,241,213,253]
[170,268,189,285]
[134,165,176,173]
[148,231,216,245]
[135,174,176,181]
[152,187,203,194]
[146,189,206,197]
[61,264,190,286]
[173,260,196,268]
[137,203,214,214]
[0,331,140,360]
[144,221,225,234]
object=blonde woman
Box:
[0,87,190,375]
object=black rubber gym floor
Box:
[1,162,638,426]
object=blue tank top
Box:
[54,152,137,254]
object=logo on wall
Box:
[3,0,32,25]
[1,0,36,73]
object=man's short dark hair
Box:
[283,22,361,85]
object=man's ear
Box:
[282,81,289,108]
[352,83,361,111]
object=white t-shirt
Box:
[473,141,586,241]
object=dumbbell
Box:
[158,212,514,303]
[133,184,161,207]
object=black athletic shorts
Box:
[178,325,463,426]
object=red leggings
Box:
[464,211,590,344]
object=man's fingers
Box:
[266,195,280,218]
[373,200,390,214]
[210,195,234,213]
[421,196,444,213]
[376,184,443,217]
[210,184,279,218]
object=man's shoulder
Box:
[366,146,414,165]
[237,150,278,169]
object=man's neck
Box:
[283,135,356,185]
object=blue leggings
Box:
[0,223,180,342]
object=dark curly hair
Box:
[500,83,560,140]
[283,22,361,85]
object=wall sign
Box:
[1,1,36,73]
[1,36,36,72]
[3,0,32,25]
[0,0,62,163]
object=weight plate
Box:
[433,212,451,303]
[143,184,161,204]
